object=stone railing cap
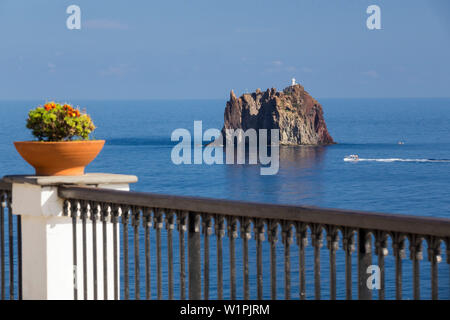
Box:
[3,173,138,186]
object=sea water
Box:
[0,98,449,299]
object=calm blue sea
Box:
[0,98,449,299]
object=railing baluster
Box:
[214,215,225,300]
[143,208,152,300]
[228,217,238,299]
[132,207,141,300]
[268,220,279,300]
[177,211,187,300]
[153,209,163,300]
[188,212,201,300]
[81,201,88,300]
[68,200,78,300]
[166,211,175,300]
[254,219,265,300]
[311,224,323,300]
[202,215,212,300]
[91,202,99,300]
[7,194,14,300]
[7,191,22,301]
[447,239,450,298]
[111,205,120,300]
[392,233,405,300]
[282,222,293,300]
[17,214,22,300]
[409,234,423,300]
[1,192,5,300]
[375,231,388,300]
[122,206,130,300]
[240,218,251,300]
[296,223,308,300]
[101,204,109,300]
[326,226,339,300]
[358,229,372,300]
[343,227,355,300]
[427,237,442,300]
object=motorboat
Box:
[344,154,359,161]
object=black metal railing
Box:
[0,180,22,300]
[59,185,450,300]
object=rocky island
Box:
[219,83,334,145]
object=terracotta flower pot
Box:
[14,140,105,176]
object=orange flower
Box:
[44,102,56,111]
[67,109,80,117]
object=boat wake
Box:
[344,156,450,163]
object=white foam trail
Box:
[344,157,450,163]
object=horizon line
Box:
[1,96,450,102]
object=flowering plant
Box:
[26,102,96,141]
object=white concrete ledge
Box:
[3,173,138,186]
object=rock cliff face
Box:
[221,84,334,145]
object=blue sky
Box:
[0,0,449,99]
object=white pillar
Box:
[5,174,137,300]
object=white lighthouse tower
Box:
[291,77,296,86]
